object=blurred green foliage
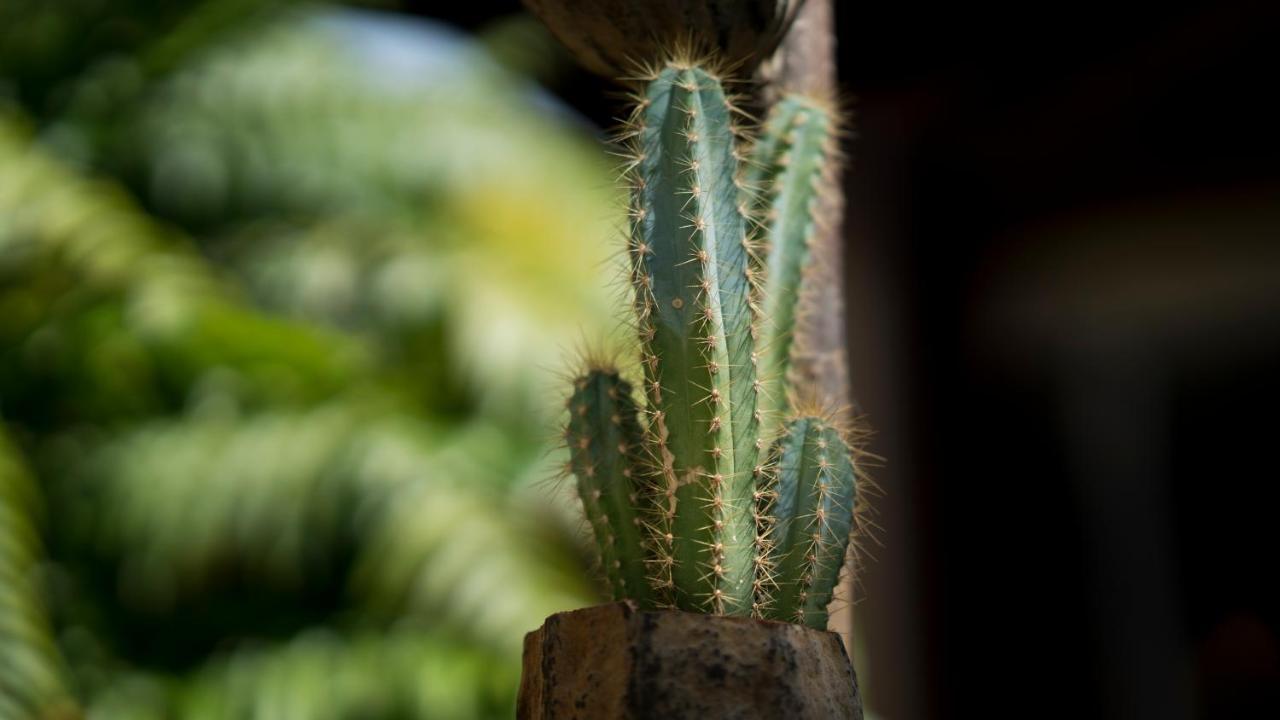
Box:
[1,3,620,717]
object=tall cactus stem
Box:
[746,94,839,436]
[625,59,761,615]
[565,369,653,606]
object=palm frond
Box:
[0,114,371,428]
[84,630,514,720]
[52,403,592,655]
[0,426,78,719]
[115,12,629,414]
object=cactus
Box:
[565,369,652,605]
[757,414,858,628]
[747,94,840,436]
[562,57,862,627]
[626,61,762,616]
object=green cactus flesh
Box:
[566,369,652,606]
[761,416,857,628]
[748,95,836,435]
[628,63,761,615]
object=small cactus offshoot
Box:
[566,369,652,606]
[757,415,858,627]
[563,56,861,630]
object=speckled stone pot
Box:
[518,601,862,719]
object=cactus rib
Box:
[565,369,652,605]
[628,62,761,615]
[760,415,857,628]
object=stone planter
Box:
[518,601,863,719]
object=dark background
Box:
[431,1,1280,718]
[834,3,1280,719]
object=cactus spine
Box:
[562,58,862,628]
[627,62,761,615]
[748,95,839,436]
[566,370,652,605]
[759,415,857,628]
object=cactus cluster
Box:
[563,56,859,629]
